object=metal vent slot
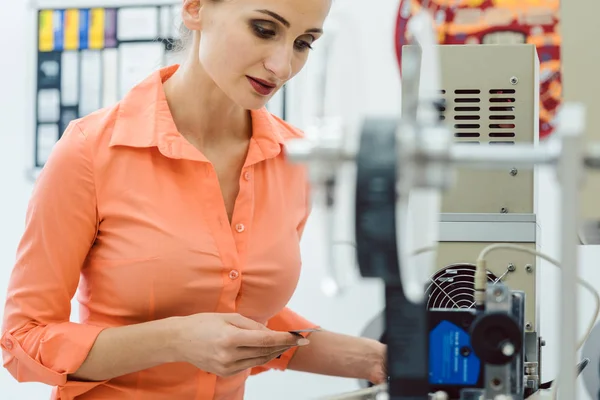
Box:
[455,132,480,138]
[438,91,446,121]
[490,115,515,120]
[490,98,515,103]
[455,124,480,129]
[490,89,516,94]
[455,98,481,103]
[455,115,480,120]
[490,106,514,112]
[489,132,515,138]
[455,107,480,112]
[455,89,481,94]
[490,141,515,145]
[490,124,515,129]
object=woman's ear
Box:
[181,0,202,31]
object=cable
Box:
[477,243,600,351]
[477,243,600,400]
[411,245,437,257]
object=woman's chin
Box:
[237,94,271,111]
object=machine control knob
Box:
[470,312,523,365]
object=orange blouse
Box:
[1,65,317,400]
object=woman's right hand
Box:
[171,313,308,377]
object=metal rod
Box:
[556,104,586,400]
[448,143,559,168]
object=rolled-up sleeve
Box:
[250,307,319,374]
[1,122,107,397]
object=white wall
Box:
[2,1,600,400]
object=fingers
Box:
[228,352,285,375]
[235,330,307,348]
[235,345,294,360]
[224,313,269,331]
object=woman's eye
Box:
[294,40,314,52]
[253,24,276,38]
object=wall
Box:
[1,1,600,400]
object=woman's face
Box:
[184,0,331,110]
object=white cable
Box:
[478,243,600,400]
[478,243,600,351]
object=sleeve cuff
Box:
[250,308,318,374]
[2,322,106,387]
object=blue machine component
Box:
[429,320,481,386]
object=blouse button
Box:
[4,339,13,350]
[229,270,240,280]
[243,171,251,181]
[235,223,245,233]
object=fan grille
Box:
[426,264,499,310]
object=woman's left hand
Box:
[287,330,388,384]
[367,343,387,385]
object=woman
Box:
[1,0,387,399]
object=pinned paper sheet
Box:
[38,89,60,123]
[102,49,118,108]
[61,51,79,106]
[118,42,164,98]
[37,124,59,166]
[117,7,159,41]
[79,50,102,116]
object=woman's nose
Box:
[264,46,293,82]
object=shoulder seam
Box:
[71,121,101,244]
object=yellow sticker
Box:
[89,8,105,49]
[39,10,54,52]
[64,9,80,50]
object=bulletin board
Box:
[34,3,181,168]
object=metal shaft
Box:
[556,104,585,400]
[448,143,559,169]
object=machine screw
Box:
[508,263,516,272]
[430,392,449,400]
[502,342,515,357]
[510,76,519,85]
[510,168,518,176]
[490,378,503,390]
[501,208,508,214]
[525,322,532,331]
[526,264,533,273]
[541,339,546,346]
[493,287,505,301]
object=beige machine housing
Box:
[434,43,542,388]
[432,44,540,331]
[403,43,542,353]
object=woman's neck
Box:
[163,52,251,149]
